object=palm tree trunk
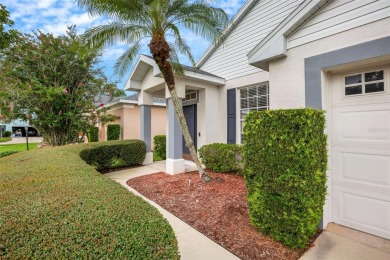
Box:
[149,35,212,182]
[168,86,212,182]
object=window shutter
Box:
[227,89,236,144]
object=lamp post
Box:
[25,126,29,151]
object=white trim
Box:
[166,158,185,175]
[247,0,330,69]
[142,152,154,165]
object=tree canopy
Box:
[0,27,124,145]
[0,4,18,50]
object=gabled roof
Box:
[125,54,225,90]
[247,0,330,70]
[196,0,257,67]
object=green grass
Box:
[0,141,179,259]
[0,137,12,143]
[0,143,38,153]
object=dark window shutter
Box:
[227,89,236,144]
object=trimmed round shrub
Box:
[80,140,146,170]
[107,124,120,141]
[88,127,99,142]
[243,108,327,249]
[3,131,11,137]
[153,135,166,159]
[199,143,242,173]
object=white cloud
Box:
[4,0,245,87]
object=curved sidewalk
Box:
[0,137,43,145]
[105,160,239,260]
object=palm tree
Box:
[78,0,229,182]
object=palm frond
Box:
[113,42,142,77]
[83,22,149,49]
[167,46,185,76]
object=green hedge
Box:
[153,135,166,160]
[88,127,99,142]
[107,124,120,141]
[199,143,242,173]
[0,150,20,158]
[243,108,327,249]
[0,141,179,258]
[80,140,146,170]
[3,131,11,137]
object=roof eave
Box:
[247,0,330,67]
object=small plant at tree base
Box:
[107,124,120,141]
[243,108,327,249]
[153,135,166,160]
[199,143,242,173]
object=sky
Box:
[3,0,246,90]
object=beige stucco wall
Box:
[151,106,167,147]
[268,18,390,109]
[99,103,166,148]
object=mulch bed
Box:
[127,171,320,260]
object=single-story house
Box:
[0,119,38,137]
[126,0,390,240]
[98,94,166,155]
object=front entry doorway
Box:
[182,104,197,160]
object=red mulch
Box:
[127,171,319,260]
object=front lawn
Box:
[0,137,12,143]
[0,142,179,259]
[0,143,38,152]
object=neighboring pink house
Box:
[99,94,166,148]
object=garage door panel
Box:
[332,189,390,239]
[332,147,390,189]
[332,104,390,145]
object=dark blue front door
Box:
[182,105,197,159]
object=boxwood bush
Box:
[199,143,242,173]
[88,126,99,142]
[107,124,120,141]
[80,140,146,170]
[153,135,166,160]
[3,131,11,137]
[243,108,327,249]
[0,141,179,259]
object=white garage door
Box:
[331,66,390,239]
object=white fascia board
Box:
[247,0,328,67]
[183,71,225,85]
[196,0,257,67]
[125,55,161,91]
[250,35,287,71]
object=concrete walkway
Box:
[301,224,390,260]
[0,137,43,145]
[106,161,390,260]
[105,160,239,260]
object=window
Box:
[240,83,269,141]
[184,91,197,101]
[344,69,385,96]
